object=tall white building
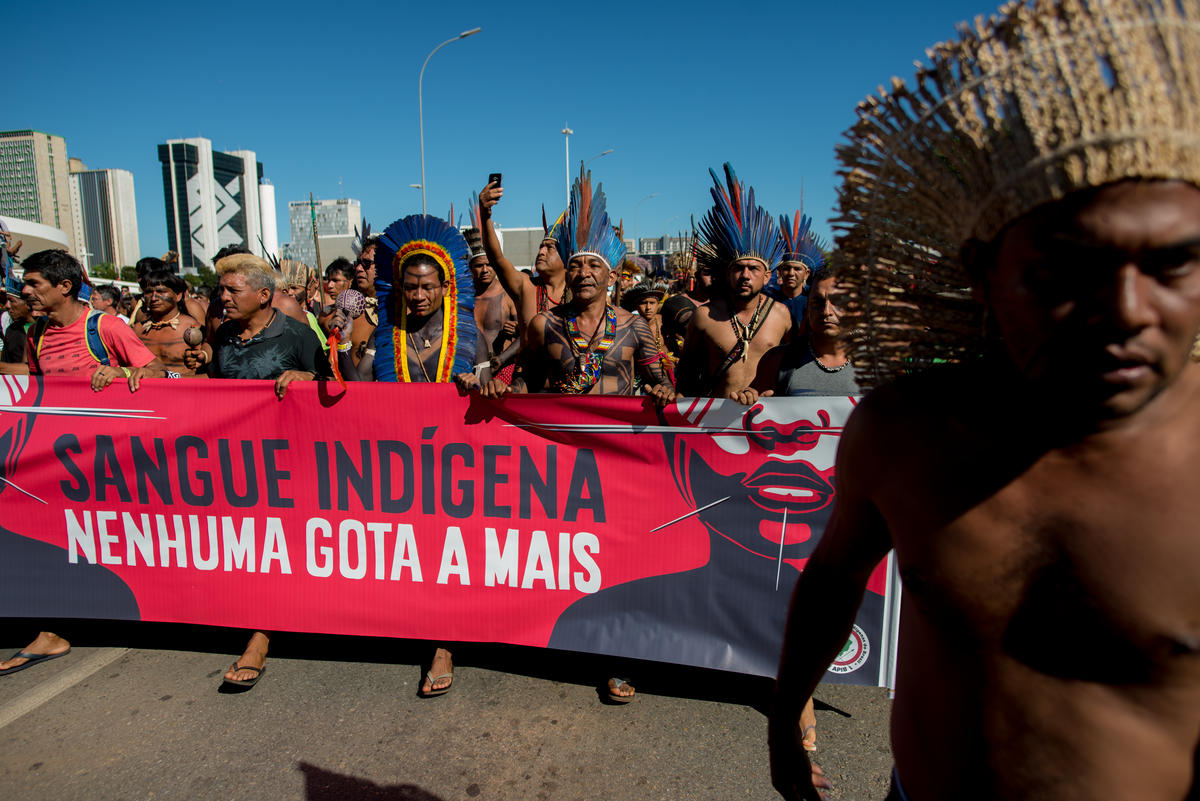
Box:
[0,130,78,254]
[287,197,361,269]
[67,158,140,269]
[157,137,277,273]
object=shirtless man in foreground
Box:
[770,3,1200,798]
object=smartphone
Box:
[488,172,502,187]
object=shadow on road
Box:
[299,761,446,800]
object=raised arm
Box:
[768,400,894,801]
[478,181,536,325]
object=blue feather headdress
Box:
[555,163,626,270]
[697,163,783,275]
[778,211,826,271]
[373,214,477,383]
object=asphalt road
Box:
[0,620,894,800]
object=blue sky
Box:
[8,0,998,260]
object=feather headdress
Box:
[463,192,486,262]
[373,214,477,383]
[697,163,783,276]
[835,0,1200,389]
[778,212,826,271]
[556,163,626,270]
[542,205,565,244]
[352,220,373,259]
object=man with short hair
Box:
[769,2,1200,799]
[90,284,127,323]
[0,249,166,677]
[677,165,792,399]
[133,269,202,376]
[734,265,859,404]
[181,252,328,689]
[348,235,379,365]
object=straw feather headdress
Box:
[697,163,783,276]
[373,214,477,383]
[836,0,1200,388]
[556,163,626,270]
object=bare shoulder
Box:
[179,313,202,329]
[765,299,792,326]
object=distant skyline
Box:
[8,0,998,264]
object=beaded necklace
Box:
[553,305,617,394]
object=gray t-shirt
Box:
[776,338,860,396]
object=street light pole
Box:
[585,148,614,167]
[419,27,482,215]
[561,124,573,209]
[633,193,658,256]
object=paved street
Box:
[0,620,893,800]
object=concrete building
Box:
[0,130,78,254]
[157,137,277,273]
[67,158,140,270]
[287,197,361,269]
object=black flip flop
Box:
[222,663,265,688]
[0,648,71,677]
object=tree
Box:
[119,266,138,282]
[90,262,117,280]
[184,267,217,289]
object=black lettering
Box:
[440,443,474,519]
[94,435,131,503]
[176,436,213,506]
[218,439,259,508]
[335,441,373,512]
[421,426,436,514]
[564,449,604,523]
[131,436,172,504]
[519,445,556,520]
[379,440,414,513]
[315,441,330,510]
[262,439,293,508]
[54,434,89,502]
[482,445,511,517]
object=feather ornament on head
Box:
[463,192,487,262]
[697,163,783,276]
[779,212,826,271]
[836,0,1200,388]
[373,214,477,383]
[542,205,565,245]
[556,163,626,270]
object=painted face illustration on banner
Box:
[0,374,37,491]
[659,396,855,562]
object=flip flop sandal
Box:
[421,671,454,697]
[607,677,636,703]
[222,663,265,688]
[801,723,817,752]
[0,648,71,677]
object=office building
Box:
[0,130,78,253]
[157,138,277,273]
[67,158,140,269]
[287,197,361,269]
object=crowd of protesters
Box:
[0,170,839,726]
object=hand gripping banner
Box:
[0,375,894,684]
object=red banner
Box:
[0,376,890,682]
